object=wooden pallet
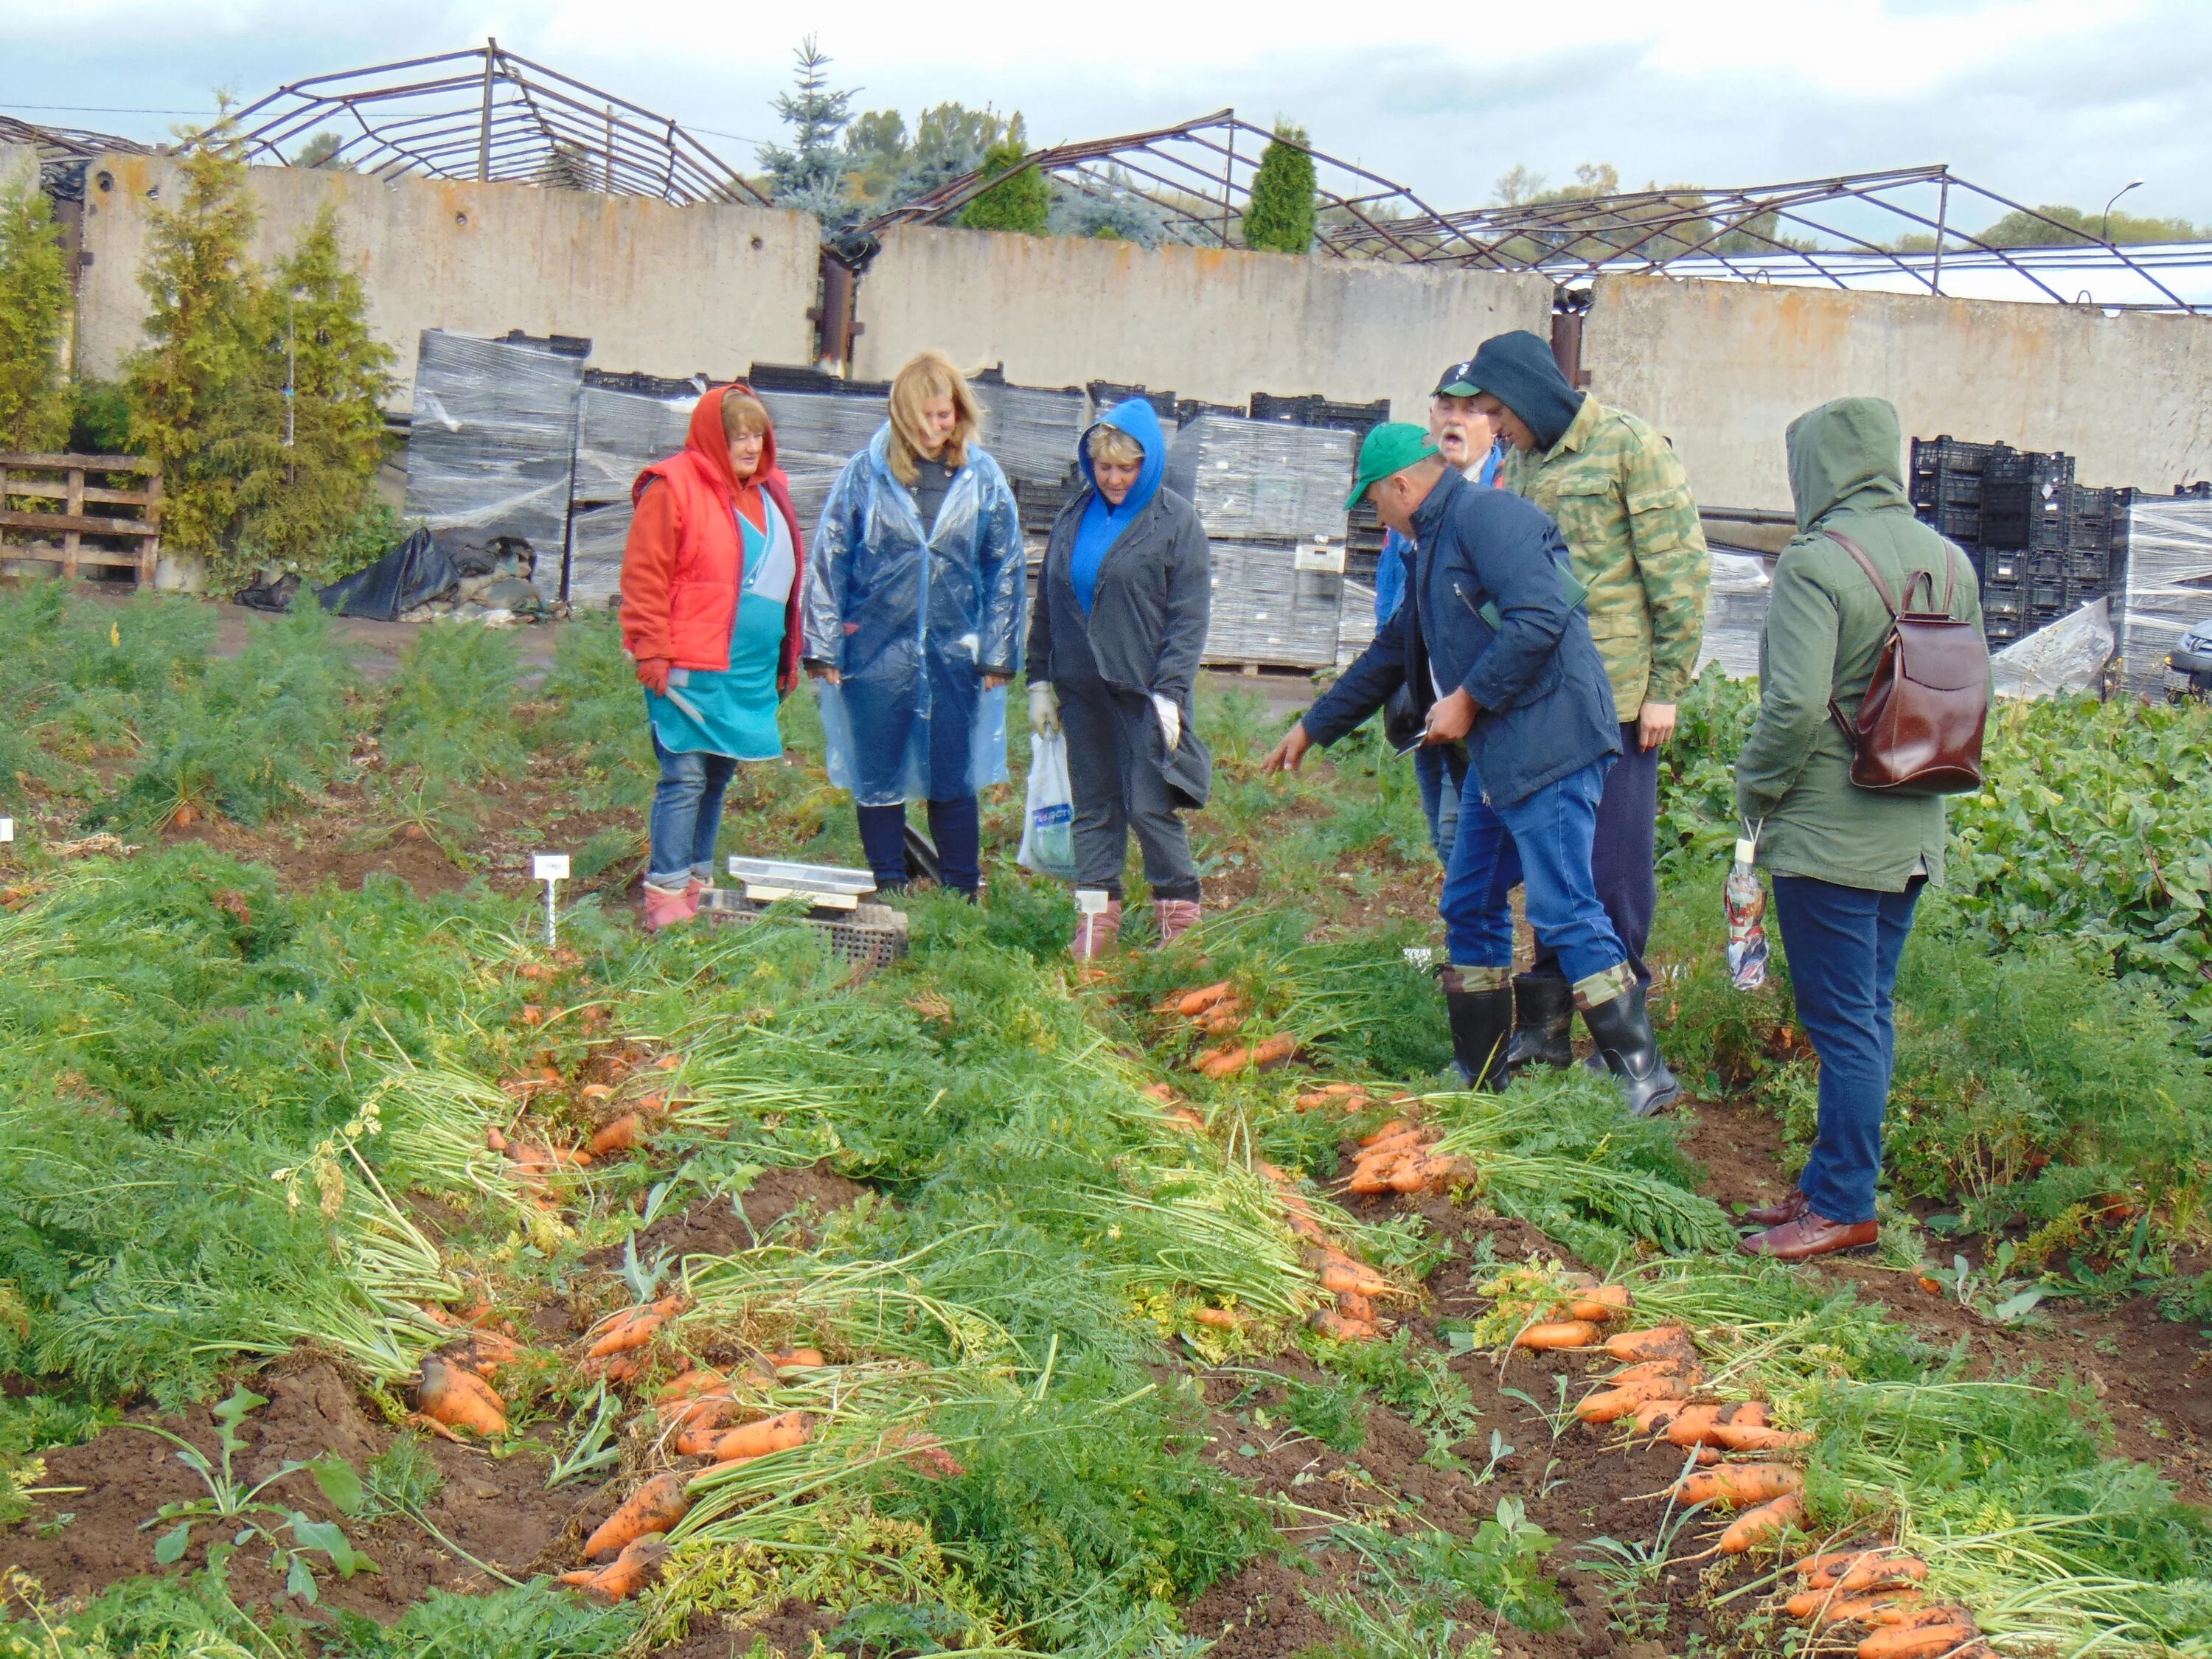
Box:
[0,452,163,583]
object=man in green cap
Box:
[1455,331,1709,1079]
[1264,424,1680,1116]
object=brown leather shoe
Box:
[1741,1189,1809,1228]
[1737,1209,1879,1262]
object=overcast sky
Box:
[12,0,2211,229]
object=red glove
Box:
[636,656,672,696]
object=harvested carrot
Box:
[1249,1034,1300,1071]
[561,1533,669,1602]
[1199,1005,1245,1036]
[1836,1555,1930,1594]
[1607,1357,1704,1386]
[1576,1380,1688,1423]
[703,1408,810,1461]
[1386,1161,1434,1194]
[1605,1325,1696,1363]
[1177,982,1235,1017]
[1309,1307,1379,1341]
[1792,1546,1895,1579]
[1193,1043,1245,1077]
[655,1368,726,1402]
[1357,1119,1415,1149]
[766,1346,826,1371]
[583,1353,641,1385]
[583,1471,692,1562]
[1857,1626,1979,1659]
[1336,1290,1376,1323]
[1714,1490,1802,1553]
[588,1112,643,1155]
[1514,1319,1600,1351]
[1346,1155,1413,1195]
[1787,1590,1924,1625]
[1658,1405,1725,1444]
[1315,1262,1392,1298]
[416,1357,508,1436]
[1139,1082,1180,1102]
[673,1416,755,1455]
[1191,1307,1245,1329]
[662,1393,737,1432]
[585,1296,685,1359]
[1711,1422,1814,1453]
[1674,1463,1803,1509]
[1249,1157,1290,1183]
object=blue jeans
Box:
[647,732,738,890]
[1489,721,1658,985]
[1770,874,1924,1226]
[1414,744,1462,866]
[1440,757,1626,985]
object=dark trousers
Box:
[1492,720,1658,985]
[1058,676,1200,902]
[855,796,981,894]
[1771,873,1924,1225]
[647,732,737,889]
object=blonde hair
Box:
[886,350,982,487]
[720,389,771,439]
[1085,424,1145,468]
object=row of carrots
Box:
[1159,981,1304,1080]
[1502,1291,1991,1655]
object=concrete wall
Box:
[1,142,35,197]
[853,224,1554,419]
[74,154,821,402]
[1585,274,2212,510]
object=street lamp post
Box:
[2101,180,2143,244]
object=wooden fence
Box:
[0,453,164,583]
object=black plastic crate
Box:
[1911,435,2010,478]
[746,362,891,398]
[1980,577,2026,617]
[1983,613,2023,644]
[1314,397,1393,437]
[1916,502,1982,544]
[1175,399,1243,427]
[1250,391,1325,425]
[583,368,706,397]
[1980,549,2031,583]
[1910,467,1986,509]
[2029,571,2070,611]
[2065,547,2112,588]
[1980,451,2076,549]
[498,328,592,358]
[1088,380,1177,420]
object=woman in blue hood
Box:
[1026,397,1214,959]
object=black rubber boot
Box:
[1581,984,1681,1118]
[1440,973,1514,1093]
[1505,973,1575,1075]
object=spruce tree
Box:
[757,38,857,223]
[0,178,72,452]
[1242,122,1318,254]
[959,122,1048,236]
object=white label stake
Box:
[0,818,13,845]
[533,853,570,947]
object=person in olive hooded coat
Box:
[1026,397,1213,959]
[1733,397,1984,1263]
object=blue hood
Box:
[1077,397,1166,521]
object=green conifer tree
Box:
[1242,122,1318,255]
[0,178,72,453]
[959,120,1049,235]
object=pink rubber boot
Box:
[642,883,697,932]
[1071,896,1123,962]
[1155,897,1202,947]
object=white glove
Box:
[1152,692,1181,753]
[1029,683,1060,736]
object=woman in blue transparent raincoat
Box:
[800,351,1026,895]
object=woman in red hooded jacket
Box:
[620,385,807,930]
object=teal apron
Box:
[646,499,790,762]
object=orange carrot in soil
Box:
[1335,1290,1376,1323]
[1309,1307,1380,1341]
[1249,1034,1300,1071]
[1607,1357,1704,1386]
[588,1113,642,1155]
[1191,1307,1245,1329]
[560,1533,669,1601]
[766,1346,826,1371]
[1604,1325,1696,1363]
[661,1393,737,1432]
[1714,1491,1802,1553]
[1674,1463,1803,1508]
[1357,1119,1415,1149]
[585,1296,686,1358]
[1193,1043,1244,1076]
[1712,1422,1815,1453]
[1315,1262,1392,1298]
[1855,1626,1980,1659]
[655,1368,726,1402]
[1792,1546,1896,1579]
[1387,1161,1435,1194]
[1177,982,1234,1017]
[583,1471,692,1562]
[1514,1319,1601,1351]
[1787,1590,1924,1625]
[415,1357,508,1436]
[1346,1155,1412,1195]
[702,1409,810,1462]
[1576,1379,1688,1422]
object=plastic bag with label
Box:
[1017,732,1077,881]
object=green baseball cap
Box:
[1346,422,1441,509]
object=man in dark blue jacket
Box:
[1264,424,1680,1115]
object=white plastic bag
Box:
[1017,732,1077,881]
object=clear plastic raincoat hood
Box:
[801,422,1026,806]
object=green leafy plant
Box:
[1242,122,1318,254]
[125,1384,375,1602]
[0,178,72,452]
[958,126,1049,236]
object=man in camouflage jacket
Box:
[1459,330,1710,1072]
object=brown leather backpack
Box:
[1823,529,1989,795]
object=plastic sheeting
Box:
[1335,580,1377,669]
[566,501,632,611]
[755,390,890,537]
[403,332,585,551]
[1696,550,1773,680]
[316,529,459,621]
[1166,415,1353,541]
[2119,495,2212,695]
[1203,539,1343,668]
[572,379,698,505]
[1991,597,2114,699]
[970,380,1088,486]
[801,428,1026,807]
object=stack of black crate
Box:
[1910,436,2128,648]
